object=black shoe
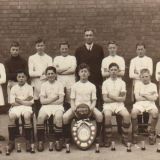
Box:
[8,142,15,153]
[0,135,5,141]
[37,141,44,152]
[26,141,31,152]
[55,141,63,151]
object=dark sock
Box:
[63,124,71,139]
[24,124,32,142]
[96,122,102,137]
[37,124,45,141]
[8,124,16,141]
[54,125,63,140]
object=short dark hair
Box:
[10,41,20,48]
[84,28,94,34]
[16,70,28,77]
[78,63,90,72]
[35,38,45,44]
[140,68,150,75]
[45,66,56,74]
[136,42,146,49]
[108,41,117,46]
[59,41,70,48]
[108,63,119,70]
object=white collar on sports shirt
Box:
[85,43,93,51]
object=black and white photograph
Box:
[0,0,160,159]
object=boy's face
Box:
[79,68,90,81]
[109,66,119,78]
[84,30,94,44]
[17,73,26,86]
[46,70,56,82]
[108,44,117,56]
[141,72,150,84]
[10,46,19,57]
[136,45,145,57]
[35,42,45,54]
[60,44,69,56]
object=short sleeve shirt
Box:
[70,81,97,107]
[134,81,158,98]
[40,80,64,99]
[102,78,126,97]
[101,55,125,75]
[10,83,34,104]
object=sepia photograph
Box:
[0,0,160,159]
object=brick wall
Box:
[0,0,160,69]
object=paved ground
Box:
[0,114,160,160]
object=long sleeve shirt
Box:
[5,55,28,82]
[129,56,153,80]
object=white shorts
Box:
[103,102,127,114]
[133,101,158,113]
[9,105,33,118]
[38,105,64,117]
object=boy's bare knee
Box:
[9,112,17,121]
[150,111,159,119]
[131,109,139,119]
[37,115,46,124]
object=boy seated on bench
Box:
[102,63,130,147]
[36,66,65,151]
[7,70,34,153]
[131,68,158,144]
[63,63,103,144]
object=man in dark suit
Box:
[75,29,104,109]
[75,29,104,143]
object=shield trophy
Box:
[71,119,97,150]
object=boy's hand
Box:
[72,107,76,113]
[134,69,139,74]
[15,98,23,104]
[119,91,126,97]
[108,93,115,99]
[24,96,33,101]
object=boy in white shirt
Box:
[101,41,125,79]
[131,68,158,145]
[129,43,153,83]
[101,41,125,135]
[102,63,130,147]
[7,70,34,153]
[53,42,77,109]
[129,43,153,133]
[28,38,52,117]
[63,63,103,144]
[36,66,64,152]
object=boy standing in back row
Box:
[53,42,77,110]
[28,38,52,117]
